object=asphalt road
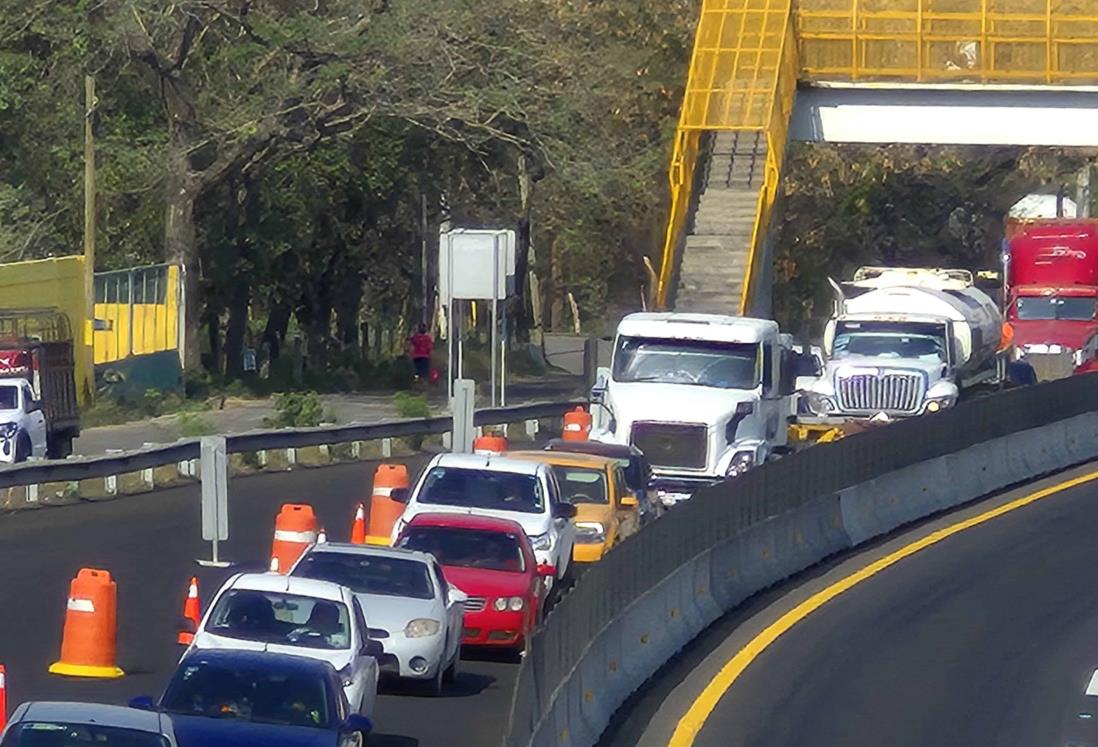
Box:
[607,466,1098,747]
[0,458,521,746]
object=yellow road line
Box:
[668,467,1098,746]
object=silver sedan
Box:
[1,702,177,745]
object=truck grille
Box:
[1024,352,1075,382]
[630,422,707,470]
[464,597,486,612]
[837,372,924,414]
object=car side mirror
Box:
[128,696,156,712]
[552,503,577,519]
[389,487,410,504]
[362,639,384,658]
[620,493,639,508]
[449,587,468,605]
[536,564,557,578]
[343,714,373,735]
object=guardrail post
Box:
[257,450,268,468]
[26,483,38,504]
[526,419,539,439]
[286,448,296,466]
[451,379,476,453]
[382,438,392,458]
[351,441,362,459]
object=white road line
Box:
[1084,670,1098,696]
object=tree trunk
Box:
[223,276,250,377]
[165,157,201,371]
[263,303,291,361]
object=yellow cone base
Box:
[49,661,125,679]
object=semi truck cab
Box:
[589,313,798,506]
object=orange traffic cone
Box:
[49,568,125,679]
[473,434,508,454]
[270,504,318,574]
[177,577,200,646]
[350,504,367,545]
[0,664,7,732]
[366,464,411,545]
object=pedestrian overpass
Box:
[659,0,1098,316]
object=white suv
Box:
[391,453,578,586]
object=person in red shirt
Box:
[408,324,434,382]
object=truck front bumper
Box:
[651,476,722,507]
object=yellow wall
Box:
[93,265,180,365]
[0,255,92,404]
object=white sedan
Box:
[186,573,381,718]
[290,543,466,695]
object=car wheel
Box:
[422,663,444,697]
[443,652,458,684]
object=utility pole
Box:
[82,74,96,336]
[82,75,97,400]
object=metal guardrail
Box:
[0,400,586,490]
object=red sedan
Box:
[394,513,554,653]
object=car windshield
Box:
[293,552,434,600]
[0,724,169,747]
[206,590,351,650]
[552,467,608,504]
[417,467,543,514]
[1016,296,1097,321]
[612,336,760,389]
[398,526,526,573]
[832,321,947,363]
[161,660,332,729]
[0,386,18,410]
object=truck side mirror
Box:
[591,367,611,405]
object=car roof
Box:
[179,648,338,676]
[404,511,530,536]
[429,452,545,476]
[18,702,169,733]
[303,541,434,565]
[507,450,616,470]
[544,439,644,460]
[229,572,347,602]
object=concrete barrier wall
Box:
[521,410,1098,747]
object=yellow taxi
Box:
[507,450,639,563]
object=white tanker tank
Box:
[806,267,1006,421]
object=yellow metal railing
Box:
[798,0,1098,84]
[656,0,796,311]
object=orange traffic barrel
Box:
[49,568,125,679]
[366,464,411,546]
[270,504,319,574]
[562,407,592,441]
[177,576,201,646]
[473,434,508,454]
[0,664,7,731]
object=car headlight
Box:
[575,522,607,543]
[404,618,441,638]
[806,393,834,415]
[493,596,526,612]
[530,532,551,551]
[726,451,755,477]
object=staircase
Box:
[675,132,768,315]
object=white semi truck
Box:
[590,312,803,506]
[805,267,1005,422]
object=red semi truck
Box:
[1003,219,1098,380]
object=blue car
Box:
[132,649,372,747]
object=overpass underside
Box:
[659,0,1098,316]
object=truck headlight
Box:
[806,393,835,415]
[726,451,755,477]
[925,396,957,413]
[575,522,607,543]
[530,532,551,551]
[404,618,441,638]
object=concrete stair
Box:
[675,132,767,315]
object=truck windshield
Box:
[612,337,759,389]
[1016,296,1097,321]
[0,386,17,410]
[833,322,947,363]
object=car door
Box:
[611,465,638,540]
[544,469,575,575]
[431,560,462,664]
[350,598,378,717]
[22,384,46,456]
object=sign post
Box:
[197,436,230,568]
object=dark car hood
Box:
[1011,319,1098,350]
[168,713,334,747]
